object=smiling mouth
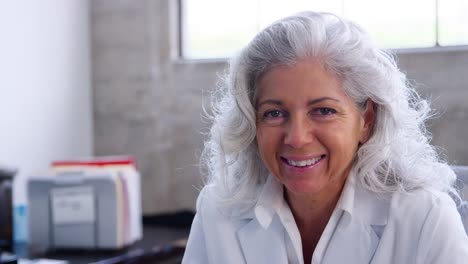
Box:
[281,155,326,168]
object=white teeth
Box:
[287,156,322,167]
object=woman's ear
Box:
[360,99,376,144]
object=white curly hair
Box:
[201,11,459,207]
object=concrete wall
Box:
[0,0,93,195]
[397,50,468,165]
[91,0,468,214]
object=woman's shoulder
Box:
[391,187,455,210]
[194,185,219,214]
[195,184,256,221]
[387,187,458,223]
[386,188,468,262]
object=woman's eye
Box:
[315,108,337,116]
[264,110,285,119]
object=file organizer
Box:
[28,170,141,253]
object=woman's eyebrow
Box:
[307,97,340,105]
[257,97,340,108]
[257,99,282,108]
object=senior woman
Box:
[182,11,468,264]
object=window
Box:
[438,0,468,46]
[181,0,468,59]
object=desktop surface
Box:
[14,225,190,264]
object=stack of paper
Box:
[50,156,143,247]
[28,156,142,251]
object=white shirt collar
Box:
[253,168,360,229]
[254,175,284,229]
[336,167,357,216]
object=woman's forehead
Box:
[256,60,345,97]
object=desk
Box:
[15,226,190,264]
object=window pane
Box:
[343,0,436,49]
[438,0,468,46]
[183,0,464,59]
[183,0,342,59]
[258,0,342,29]
[183,0,257,59]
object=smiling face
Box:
[255,59,374,202]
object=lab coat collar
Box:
[247,167,389,228]
[318,167,390,263]
[236,167,390,263]
[337,167,389,226]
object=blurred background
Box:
[1,0,468,255]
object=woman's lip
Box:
[280,155,325,170]
[280,154,326,161]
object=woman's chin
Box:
[283,179,324,197]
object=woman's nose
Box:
[283,116,312,148]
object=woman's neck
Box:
[284,177,345,228]
[286,189,340,235]
[284,178,347,263]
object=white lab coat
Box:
[182,171,468,264]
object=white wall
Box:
[0,1,93,183]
